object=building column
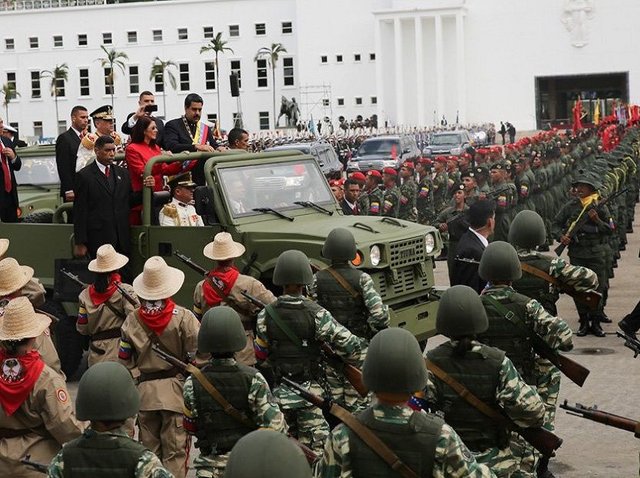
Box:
[374,19,385,127]
[394,17,405,125]
[415,16,425,126]
[434,14,444,122]
[455,12,466,125]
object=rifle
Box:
[616,331,640,357]
[152,345,318,464]
[554,186,630,256]
[240,290,369,398]
[560,400,640,438]
[61,268,88,288]
[113,282,138,307]
[62,268,131,320]
[174,250,208,276]
[20,455,48,474]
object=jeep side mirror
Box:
[194,186,217,225]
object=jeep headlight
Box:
[370,245,381,266]
[425,233,436,254]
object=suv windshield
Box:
[14,155,59,185]
[431,134,463,145]
[357,139,400,157]
[219,159,334,218]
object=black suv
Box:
[346,135,421,173]
[264,141,343,179]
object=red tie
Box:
[1,155,11,193]
[105,165,110,178]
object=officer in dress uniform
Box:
[159,172,204,227]
[76,105,122,172]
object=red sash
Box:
[88,273,122,306]
[202,267,239,307]
[0,350,45,416]
[137,299,176,336]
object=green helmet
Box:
[322,227,356,262]
[436,285,488,337]
[362,328,427,394]
[76,362,139,421]
[479,241,522,282]
[508,210,546,249]
[571,170,600,190]
[198,306,247,354]
[224,429,312,478]
[272,250,313,286]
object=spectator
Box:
[56,105,88,206]
[0,117,21,223]
[507,122,516,144]
[121,91,165,148]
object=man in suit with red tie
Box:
[55,106,89,205]
[340,178,361,215]
[0,117,21,223]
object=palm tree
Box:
[149,57,178,117]
[254,43,287,129]
[1,83,20,122]
[98,45,129,108]
[40,64,69,131]
[200,32,234,127]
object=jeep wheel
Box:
[43,300,86,379]
[22,210,54,223]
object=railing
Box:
[0,0,168,11]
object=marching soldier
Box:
[119,256,200,478]
[381,168,400,217]
[183,307,287,477]
[432,156,449,213]
[159,173,204,227]
[357,170,384,216]
[416,158,435,224]
[489,162,516,241]
[0,297,83,477]
[48,362,172,478]
[254,250,365,454]
[398,161,418,221]
[193,232,276,366]
[77,244,139,366]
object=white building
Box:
[0,0,637,139]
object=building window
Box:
[154,73,164,93]
[256,59,268,88]
[6,72,17,93]
[232,112,241,127]
[354,53,361,62]
[283,58,294,86]
[54,77,66,97]
[30,71,41,99]
[29,37,39,49]
[127,31,137,44]
[229,25,240,37]
[320,55,328,64]
[129,66,139,94]
[77,34,88,47]
[53,35,63,48]
[369,52,376,61]
[152,29,163,42]
[337,98,344,106]
[5,38,15,50]
[178,28,188,41]
[259,111,270,130]
[179,63,190,91]
[230,60,241,88]
[58,120,67,135]
[336,55,343,63]
[33,121,43,138]
[104,67,113,95]
[255,23,266,35]
[371,96,377,105]
[207,113,218,124]
[355,97,363,105]
[102,32,112,45]
[79,68,90,96]
[322,98,330,107]
[204,62,216,90]
[203,26,214,39]
[282,21,293,34]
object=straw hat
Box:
[88,244,129,273]
[203,232,246,261]
[133,256,184,301]
[0,258,34,296]
[0,296,51,341]
[0,238,8,258]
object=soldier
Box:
[0,297,83,477]
[318,327,496,478]
[76,105,122,172]
[48,362,172,478]
[461,170,480,205]
[77,244,139,366]
[432,156,449,213]
[436,183,469,284]
[224,429,311,478]
[489,162,516,242]
[159,172,204,227]
[193,232,276,366]
[183,307,286,477]
[119,256,200,478]
[381,168,400,217]
[475,166,492,196]
[398,161,418,221]
[310,228,389,411]
[425,286,545,477]
[357,170,384,216]
[551,172,613,337]
[416,158,435,224]
[254,250,365,454]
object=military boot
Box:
[577,316,590,337]
[619,316,640,339]
[590,317,606,337]
[537,456,555,478]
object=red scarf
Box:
[202,267,239,307]
[88,273,122,306]
[137,299,176,336]
[0,350,45,416]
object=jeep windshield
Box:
[14,156,60,185]
[430,134,463,146]
[218,159,334,218]
[356,139,400,157]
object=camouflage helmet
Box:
[272,250,313,286]
[508,210,546,249]
[224,429,312,478]
[362,328,427,394]
[198,306,247,354]
[76,362,139,421]
[479,241,522,281]
[436,285,488,337]
[322,227,357,262]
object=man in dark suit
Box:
[55,105,88,204]
[340,178,361,215]
[121,91,165,148]
[73,135,131,259]
[0,118,21,223]
[164,93,221,185]
[450,199,495,293]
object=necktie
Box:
[105,165,110,178]
[1,154,12,193]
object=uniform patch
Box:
[56,388,68,403]
[400,196,409,205]
[369,202,380,214]
[1,358,23,382]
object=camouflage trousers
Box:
[326,365,371,414]
[138,410,188,478]
[191,453,229,478]
[473,445,518,477]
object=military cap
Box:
[168,172,197,189]
[476,148,489,155]
[489,161,505,170]
[401,161,415,170]
[382,167,397,176]
[461,152,472,160]
[474,166,489,177]
[349,171,366,182]
[366,170,382,178]
[90,104,115,120]
[571,170,600,190]
[435,156,448,164]
[418,157,433,166]
[460,169,475,179]
[2,124,17,133]
[452,183,465,193]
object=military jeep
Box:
[4,149,443,377]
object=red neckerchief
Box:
[0,350,45,416]
[202,266,239,307]
[137,299,176,336]
[88,273,122,306]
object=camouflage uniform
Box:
[357,187,384,216]
[433,171,449,213]
[382,186,400,218]
[490,180,515,242]
[48,426,173,478]
[182,357,287,478]
[417,175,436,224]
[316,403,496,478]
[398,178,418,222]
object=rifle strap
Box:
[265,304,304,350]
[483,295,533,337]
[135,311,179,360]
[325,267,360,299]
[185,363,256,429]
[103,299,127,320]
[520,263,560,288]
[330,404,419,478]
